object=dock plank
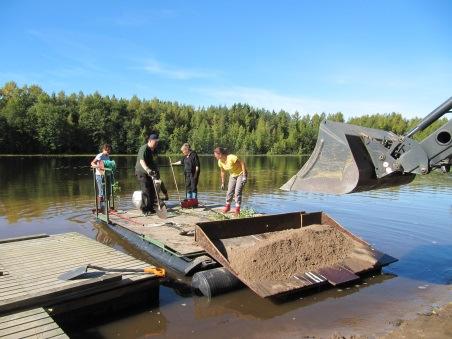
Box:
[0,311,50,330]
[0,308,44,324]
[0,234,49,245]
[0,308,68,338]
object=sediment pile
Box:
[226,224,357,282]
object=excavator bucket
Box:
[281,120,416,194]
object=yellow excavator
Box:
[281,97,452,194]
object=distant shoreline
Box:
[0,154,307,157]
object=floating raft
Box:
[0,233,160,316]
[104,204,229,275]
[0,308,68,338]
[195,211,398,298]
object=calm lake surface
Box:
[1,155,451,338]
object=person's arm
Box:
[139,149,154,175]
[237,159,247,182]
[195,165,200,176]
[140,160,153,175]
[241,160,247,176]
[220,168,225,190]
[194,154,200,177]
[91,154,100,168]
[172,160,182,165]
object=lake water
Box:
[0,155,451,338]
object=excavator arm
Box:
[281,97,452,194]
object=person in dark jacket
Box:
[172,143,200,200]
[135,134,168,215]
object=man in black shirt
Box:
[135,134,168,215]
[172,143,200,201]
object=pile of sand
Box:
[226,224,355,282]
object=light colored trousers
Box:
[226,174,246,205]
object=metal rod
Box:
[104,173,109,222]
[168,156,182,204]
[92,169,98,218]
[110,171,115,211]
[406,96,452,138]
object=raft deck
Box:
[103,203,235,275]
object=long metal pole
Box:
[92,169,98,218]
[168,157,182,204]
[104,173,109,223]
[406,97,452,138]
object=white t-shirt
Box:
[94,153,110,175]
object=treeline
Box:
[0,82,447,155]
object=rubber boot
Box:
[234,206,241,216]
[222,203,231,213]
[190,198,199,208]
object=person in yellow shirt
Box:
[213,147,248,215]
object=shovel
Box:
[149,172,168,219]
[58,264,166,281]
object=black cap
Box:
[148,134,159,141]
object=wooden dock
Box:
[0,232,160,317]
[0,308,68,338]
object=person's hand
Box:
[146,169,152,176]
[242,174,247,183]
[221,182,225,190]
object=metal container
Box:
[195,211,397,298]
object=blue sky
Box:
[1,0,451,118]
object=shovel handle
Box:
[88,265,166,277]
[168,156,182,203]
[144,267,166,277]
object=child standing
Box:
[91,144,112,212]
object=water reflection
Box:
[192,273,395,320]
[1,155,449,221]
[0,156,451,338]
[395,244,452,284]
[63,303,168,339]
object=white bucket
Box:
[132,191,142,209]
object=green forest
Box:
[0,81,447,155]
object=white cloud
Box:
[197,86,307,112]
[195,86,423,118]
[143,59,217,80]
